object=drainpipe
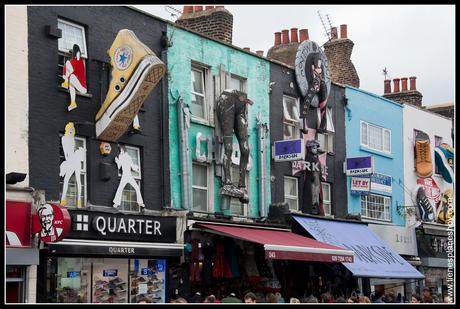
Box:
[160,47,168,208]
[177,95,192,210]
[257,112,268,218]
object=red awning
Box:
[194,223,354,263]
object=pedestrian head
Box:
[204,295,216,303]
[290,297,301,303]
[244,292,257,304]
[335,296,347,303]
[359,296,371,303]
[266,293,277,303]
[410,294,421,303]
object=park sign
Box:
[273,139,305,162]
[345,156,374,176]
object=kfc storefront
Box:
[37,209,183,304]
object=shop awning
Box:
[194,223,354,263]
[293,216,425,279]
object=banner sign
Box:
[371,173,392,193]
[416,177,441,202]
[351,177,371,195]
[273,139,304,162]
[345,156,373,176]
[32,203,71,243]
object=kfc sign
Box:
[6,201,32,247]
[32,203,71,243]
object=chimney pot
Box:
[183,5,194,14]
[393,78,401,93]
[194,6,203,12]
[340,24,348,39]
[290,28,299,43]
[243,47,250,52]
[331,27,338,39]
[282,29,290,44]
[256,50,264,57]
[384,79,391,94]
[409,76,417,91]
[274,32,282,46]
[205,5,214,10]
[401,77,408,92]
[299,29,309,42]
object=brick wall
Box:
[176,7,233,44]
[383,91,423,107]
[323,38,360,87]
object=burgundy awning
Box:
[194,223,354,263]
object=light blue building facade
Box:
[344,86,405,226]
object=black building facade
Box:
[27,6,182,303]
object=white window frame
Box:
[57,19,88,58]
[317,132,334,154]
[283,95,300,140]
[360,121,391,154]
[284,176,299,212]
[118,145,142,212]
[230,74,247,92]
[190,63,212,124]
[229,164,249,216]
[59,135,87,208]
[360,193,391,222]
[321,182,331,216]
[192,163,211,212]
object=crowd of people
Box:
[159,287,451,304]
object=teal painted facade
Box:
[167,25,271,217]
[344,86,405,226]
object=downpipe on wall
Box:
[257,112,268,218]
[177,95,192,210]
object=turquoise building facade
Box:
[167,25,271,217]
[344,86,405,226]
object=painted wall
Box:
[27,6,169,210]
[269,61,348,217]
[167,25,271,217]
[402,104,453,226]
[6,6,29,186]
[344,86,405,226]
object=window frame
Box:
[230,74,247,93]
[192,162,211,213]
[118,145,142,212]
[321,182,332,216]
[59,135,87,209]
[284,176,299,212]
[360,120,391,154]
[360,193,391,222]
[190,63,212,124]
[283,95,300,140]
[57,18,88,58]
[229,164,249,216]
[317,132,334,154]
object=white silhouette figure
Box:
[60,122,86,208]
[113,146,145,209]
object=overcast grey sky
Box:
[134,4,455,106]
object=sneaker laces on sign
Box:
[417,141,429,163]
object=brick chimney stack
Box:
[176,5,233,44]
[383,75,423,107]
[267,26,309,66]
[323,24,360,87]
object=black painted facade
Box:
[269,61,348,217]
[27,6,170,210]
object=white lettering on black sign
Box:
[94,216,162,236]
[108,247,135,254]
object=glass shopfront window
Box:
[6,266,26,303]
[46,257,167,303]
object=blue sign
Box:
[103,269,118,277]
[155,260,165,272]
[293,216,425,279]
[370,173,392,193]
[134,259,139,273]
[67,271,80,278]
[141,268,153,276]
[345,156,373,176]
[273,139,305,162]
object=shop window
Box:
[59,136,87,208]
[192,163,209,212]
[230,74,246,92]
[435,135,443,174]
[317,132,334,153]
[361,121,391,153]
[190,65,209,122]
[57,19,87,88]
[284,176,299,211]
[54,257,91,303]
[283,95,300,140]
[118,146,142,212]
[230,165,248,216]
[6,266,25,303]
[321,182,331,216]
[361,193,391,221]
[129,259,166,303]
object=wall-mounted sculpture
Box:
[61,44,87,111]
[113,146,145,209]
[60,122,86,208]
[216,89,253,203]
[300,140,324,215]
[95,29,166,142]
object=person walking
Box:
[244,292,257,304]
[221,292,242,303]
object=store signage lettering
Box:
[108,247,135,255]
[341,244,405,265]
[32,203,71,243]
[103,269,118,277]
[67,210,177,243]
[331,255,354,263]
[431,237,447,254]
[292,160,322,174]
[94,216,162,236]
[350,177,370,195]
